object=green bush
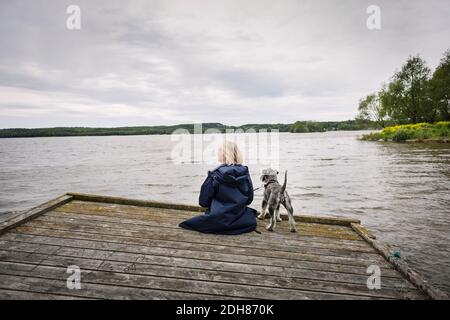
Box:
[361,121,449,142]
[360,132,382,141]
[392,129,411,142]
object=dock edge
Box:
[351,222,449,300]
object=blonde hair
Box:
[219,141,243,165]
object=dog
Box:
[257,169,297,232]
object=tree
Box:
[357,92,387,127]
[429,50,450,121]
[289,121,309,133]
[396,55,430,123]
[379,55,432,124]
[357,50,450,125]
[379,81,410,124]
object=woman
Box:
[179,141,257,235]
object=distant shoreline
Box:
[0,121,375,138]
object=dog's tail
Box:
[280,170,287,195]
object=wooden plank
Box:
[0,194,72,236]
[0,243,417,292]
[67,192,205,213]
[26,218,361,248]
[46,215,366,253]
[0,260,381,300]
[0,237,412,287]
[0,235,394,279]
[0,249,106,269]
[351,223,448,300]
[67,193,360,225]
[295,214,360,226]
[55,202,358,234]
[258,212,360,226]
[14,222,393,271]
[0,211,25,225]
[0,262,386,300]
[46,210,373,252]
[34,214,378,260]
[13,223,366,262]
[0,288,86,300]
[56,201,361,233]
[2,231,397,276]
[0,249,426,299]
[351,223,376,240]
[52,203,362,241]
[1,234,399,282]
[0,271,221,300]
[53,209,361,240]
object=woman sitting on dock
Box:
[179,141,257,235]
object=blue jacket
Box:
[179,164,257,235]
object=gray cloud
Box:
[0,0,449,128]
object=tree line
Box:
[357,49,450,127]
[0,120,374,138]
[289,120,371,133]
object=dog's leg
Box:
[266,206,275,231]
[266,195,278,231]
[257,198,268,220]
[276,203,282,222]
[283,193,297,232]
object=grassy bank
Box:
[361,122,450,142]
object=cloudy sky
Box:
[0,0,449,128]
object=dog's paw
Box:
[290,227,297,233]
[276,217,282,222]
[257,214,264,220]
[266,225,274,232]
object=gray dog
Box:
[257,169,297,232]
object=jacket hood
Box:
[213,165,249,186]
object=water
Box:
[0,131,449,294]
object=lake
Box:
[0,131,449,294]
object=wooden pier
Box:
[0,192,447,300]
